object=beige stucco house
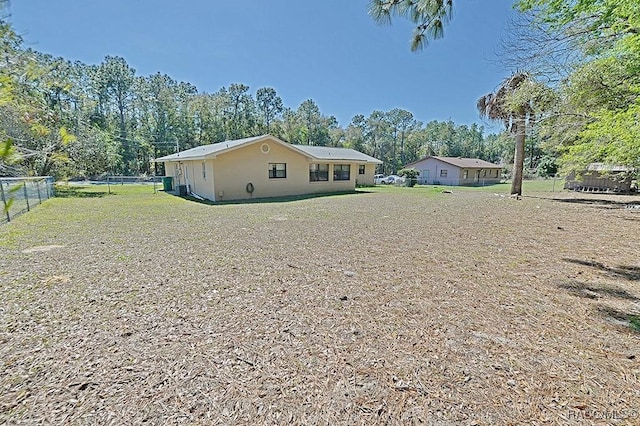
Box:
[155,135,382,202]
[404,156,502,186]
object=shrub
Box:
[398,168,419,179]
[398,168,419,187]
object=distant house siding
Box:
[412,158,460,185]
[458,168,501,186]
[409,158,501,186]
[411,158,460,185]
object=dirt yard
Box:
[1,187,639,424]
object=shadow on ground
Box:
[563,258,640,281]
[55,186,107,198]
[551,197,640,209]
[597,306,640,333]
[558,282,639,301]
[559,258,640,334]
[179,190,371,205]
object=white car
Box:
[374,174,385,184]
[379,174,402,185]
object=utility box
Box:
[162,176,173,192]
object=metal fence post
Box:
[0,179,10,222]
[23,181,30,212]
[36,179,42,204]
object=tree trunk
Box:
[40,156,52,177]
[511,117,526,196]
[400,132,405,166]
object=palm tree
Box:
[477,72,536,196]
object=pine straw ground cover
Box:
[0,183,639,425]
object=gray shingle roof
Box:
[291,145,382,164]
[155,135,382,164]
[587,163,631,172]
[155,135,266,161]
[434,156,502,169]
[406,156,501,169]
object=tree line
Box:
[0,8,525,179]
[9,0,626,184]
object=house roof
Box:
[155,135,382,164]
[586,163,631,172]
[155,135,267,161]
[405,156,501,169]
[291,145,383,164]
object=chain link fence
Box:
[104,175,161,194]
[0,176,55,224]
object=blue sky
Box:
[9,0,515,131]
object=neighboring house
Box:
[155,134,382,202]
[565,163,633,192]
[404,156,502,186]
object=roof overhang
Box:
[154,134,383,165]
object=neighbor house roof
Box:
[586,163,631,173]
[155,135,382,164]
[405,156,501,169]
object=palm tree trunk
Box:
[511,117,526,196]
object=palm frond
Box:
[477,72,552,132]
[476,96,489,119]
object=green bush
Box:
[398,168,419,187]
[398,168,419,179]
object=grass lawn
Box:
[1,183,639,424]
[369,177,565,195]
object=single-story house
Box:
[155,134,382,202]
[404,156,502,186]
[564,163,633,192]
